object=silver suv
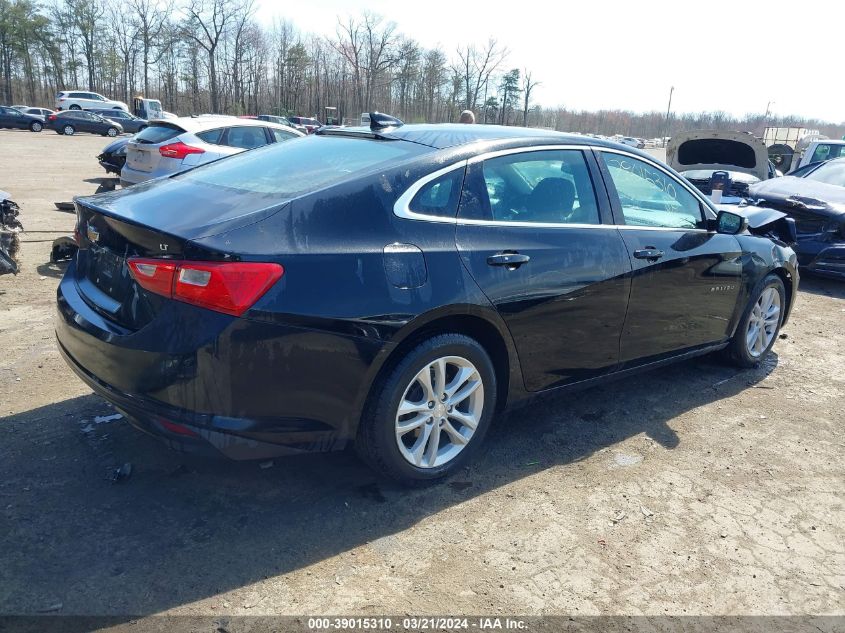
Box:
[120,115,303,186]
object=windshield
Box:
[179,135,429,196]
[803,161,845,187]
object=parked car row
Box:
[0,105,47,132]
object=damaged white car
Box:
[667,130,778,201]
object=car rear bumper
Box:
[56,261,389,459]
[119,164,151,186]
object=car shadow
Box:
[36,260,69,279]
[797,274,845,299]
[0,353,776,617]
[82,177,119,194]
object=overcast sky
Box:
[255,0,844,124]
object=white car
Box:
[55,90,129,112]
[120,115,304,186]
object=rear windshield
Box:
[134,123,184,144]
[179,135,430,196]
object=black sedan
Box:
[88,108,148,134]
[46,110,123,136]
[747,158,845,280]
[56,121,798,483]
[0,105,44,132]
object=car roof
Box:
[146,115,304,135]
[327,123,636,152]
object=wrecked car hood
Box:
[667,130,769,183]
[748,176,845,217]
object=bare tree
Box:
[184,0,237,112]
[456,38,507,112]
[129,0,171,96]
[521,69,539,127]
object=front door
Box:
[455,148,632,392]
[596,150,742,364]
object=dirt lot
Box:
[0,129,843,626]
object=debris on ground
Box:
[0,191,23,275]
[94,413,123,424]
[612,511,626,524]
[108,463,132,483]
[50,235,78,263]
[54,202,75,213]
[641,505,654,518]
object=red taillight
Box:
[159,419,199,437]
[158,141,205,160]
[48,114,57,121]
[127,258,283,316]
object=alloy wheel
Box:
[63,125,74,136]
[746,287,781,358]
[31,122,42,132]
[107,127,118,137]
[394,355,484,469]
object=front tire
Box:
[62,125,76,136]
[30,121,43,132]
[357,334,497,484]
[69,104,81,110]
[106,127,118,137]
[727,273,785,368]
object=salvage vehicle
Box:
[748,157,845,280]
[56,119,799,483]
[98,137,130,175]
[0,105,44,132]
[1,190,22,275]
[667,130,777,199]
[794,140,845,171]
[120,116,302,186]
[46,110,123,137]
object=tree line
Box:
[1,0,843,140]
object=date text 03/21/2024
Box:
[307,617,528,630]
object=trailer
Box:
[763,127,823,173]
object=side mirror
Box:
[716,210,749,235]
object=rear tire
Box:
[30,121,43,132]
[62,125,75,136]
[106,127,118,137]
[726,274,785,368]
[356,333,497,484]
[69,104,81,110]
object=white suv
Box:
[55,91,129,112]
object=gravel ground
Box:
[0,130,843,626]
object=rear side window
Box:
[196,128,223,145]
[270,128,296,143]
[224,126,269,149]
[135,124,184,145]
[409,169,464,217]
[180,136,429,196]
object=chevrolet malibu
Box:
[56,121,799,483]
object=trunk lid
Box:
[73,180,288,330]
[667,130,770,183]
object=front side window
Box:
[600,152,703,229]
[476,150,600,224]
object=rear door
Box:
[595,149,742,363]
[455,147,631,391]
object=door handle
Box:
[633,248,664,261]
[487,252,530,268]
